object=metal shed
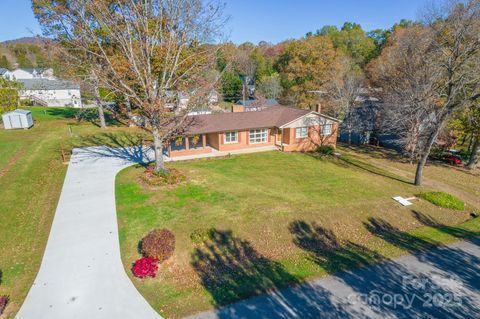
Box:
[2,109,34,129]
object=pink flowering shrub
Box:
[132,257,158,279]
[0,295,8,315]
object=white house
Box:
[2,109,33,129]
[18,79,82,107]
[3,68,55,80]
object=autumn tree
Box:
[0,78,20,114]
[315,22,377,66]
[277,36,342,109]
[368,26,438,163]
[368,0,480,185]
[33,0,226,172]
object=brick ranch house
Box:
[166,104,340,157]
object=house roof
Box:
[18,79,80,90]
[183,105,338,135]
[3,109,31,116]
[237,99,279,107]
[17,68,46,74]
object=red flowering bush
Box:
[141,229,175,263]
[132,257,158,279]
[0,295,9,315]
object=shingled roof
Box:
[183,105,335,135]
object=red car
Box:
[443,154,462,166]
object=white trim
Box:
[279,111,340,129]
[223,131,238,144]
[249,128,268,144]
[296,126,308,138]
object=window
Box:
[321,124,333,135]
[224,131,238,144]
[296,127,308,138]
[249,128,268,144]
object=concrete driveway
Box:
[16,146,161,319]
[187,238,480,319]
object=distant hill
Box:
[1,36,50,45]
[0,37,54,70]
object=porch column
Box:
[202,134,207,149]
[185,136,190,150]
[168,143,172,157]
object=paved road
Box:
[188,238,480,319]
[16,146,161,319]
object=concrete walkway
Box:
[187,238,480,319]
[16,146,160,319]
[16,145,279,319]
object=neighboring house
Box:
[18,79,82,107]
[0,68,10,78]
[166,104,339,157]
[166,90,219,110]
[3,68,55,80]
[234,99,278,112]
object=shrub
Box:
[316,145,335,155]
[0,295,9,315]
[141,229,176,262]
[190,228,215,244]
[140,167,186,186]
[132,257,158,279]
[420,192,465,210]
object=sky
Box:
[0,0,428,44]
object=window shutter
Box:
[268,129,271,142]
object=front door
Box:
[276,128,282,143]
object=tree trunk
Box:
[467,136,479,170]
[97,103,106,129]
[152,128,165,173]
[94,85,106,129]
[414,123,444,186]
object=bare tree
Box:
[33,0,226,172]
[368,26,438,163]
[257,73,282,100]
[324,56,365,144]
[368,0,480,185]
[412,0,480,185]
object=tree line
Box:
[21,0,480,182]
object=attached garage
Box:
[2,109,34,130]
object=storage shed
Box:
[2,109,33,129]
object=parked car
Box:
[442,154,462,166]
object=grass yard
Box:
[0,107,145,318]
[116,150,480,318]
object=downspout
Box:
[281,127,285,152]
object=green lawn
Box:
[116,151,479,318]
[0,107,145,318]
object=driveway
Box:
[16,146,160,319]
[187,238,480,319]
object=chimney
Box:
[315,103,322,113]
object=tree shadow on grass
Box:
[191,229,300,306]
[191,229,358,318]
[288,220,384,273]
[364,217,480,293]
[411,210,480,240]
